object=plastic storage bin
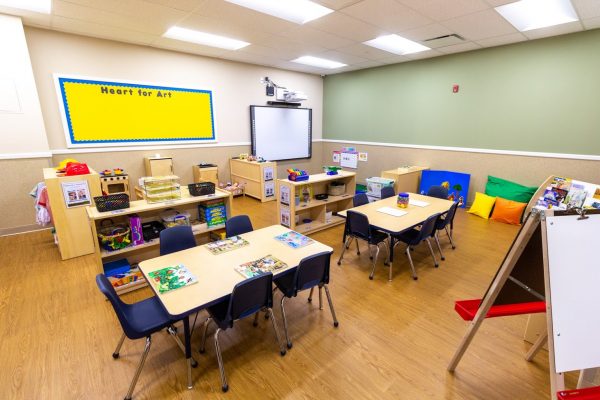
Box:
[366,177,395,198]
[141,176,181,203]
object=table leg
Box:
[388,234,394,282]
[183,316,193,390]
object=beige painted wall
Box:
[321,141,600,203]
[24,27,323,149]
[0,27,325,233]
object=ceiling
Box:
[3,0,600,75]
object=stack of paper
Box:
[409,199,430,207]
[377,207,407,217]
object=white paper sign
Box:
[61,180,91,208]
[340,152,358,169]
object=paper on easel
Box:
[409,199,430,207]
[377,207,407,217]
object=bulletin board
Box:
[55,75,216,147]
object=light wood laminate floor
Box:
[0,196,576,399]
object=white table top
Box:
[338,193,454,234]
[139,225,333,318]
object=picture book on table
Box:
[274,231,314,249]
[148,264,197,294]
[205,235,249,255]
[235,255,287,278]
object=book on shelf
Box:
[205,235,249,254]
[274,230,314,249]
[235,255,287,278]
[148,264,197,294]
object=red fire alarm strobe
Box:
[453,84,459,93]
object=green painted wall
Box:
[323,29,600,155]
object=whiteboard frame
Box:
[249,105,312,162]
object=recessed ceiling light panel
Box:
[0,0,51,14]
[291,56,347,69]
[163,27,250,50]
[495,0,579,32]
[363,34,430,55]
[225,0,333,24]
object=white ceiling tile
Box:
[313,0,363,10]
[397,0,489,21]
[475,32,527,48]
[313,49,370,65]
[573,0,600,19]
[436,41,482,54]
[223,51,283,68]
[483,0,514,7]
[151,36,231,58]
[272,61,324,75]
[404,48,443,59]
[341,0,433,32]
[336,42,398,60]
[399,23,454,42]
[51,15,157,46]
[522,21,584,40]
[142,0,205,12]
[53,0,187,35]
[254,35,329,60]
[193,0,298,34]
[278,26,354,50]
[176,13,271,43]
[306,10,388,41]
[441,8,518,40]
[582,16,600,29]
[379,55,411,64]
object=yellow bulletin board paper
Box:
[55,75,216,147]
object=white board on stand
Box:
[546,214,600,373]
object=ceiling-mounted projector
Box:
[284,90,308,102]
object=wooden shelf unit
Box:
[87,188,232,294]
[381,166,428,194]
[43,167,102,260]
[277,171,356,235]
[192,165,218,185]
[229,158,276,202]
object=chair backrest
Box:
[346,210,371,241]
[226,215,254,237]
[353,193,369,207]
[294,251,333,294]
[96,274,135,337]
[380,186,396,199]
[427,185,448,199]
[415,213,441,243]
[227,272,273,323]
[160,225,196,256]
[442,202,459,229]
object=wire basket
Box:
[94,193,130,212]
[188,182,215,196]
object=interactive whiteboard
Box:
[250,106,311,161]
[546,214,600,373]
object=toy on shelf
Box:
[287,168,309,182]
[323,166,342,175]
[100,168,130,196]
[219,181,245,197]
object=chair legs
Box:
[337,236,353,265]
[213,328,228,393]
[267,307,287,356]
[166,325,198,367]
[445,226,456,249]
[199,317,211,354]
[369,244,381,280]
[113,332,126,359]
[434,232,445,261]
[355,237,360,255]
[405,246,418,280]
[308,286,314,302]
[324,284,339,327]
[124,336,152,400]
[280,296,292,349]
[425,238,439,268]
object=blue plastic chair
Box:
[380,186,396,199]
[338,210,390,280]
[427,185,449,199]
[432,202,459,260]
[199,273,286,392]
[159,225,196,256]
[393,213,441,280]
[274,251,338,349]
[225,215,253,237]
[353,193,369,207]
[96,274,194,400]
